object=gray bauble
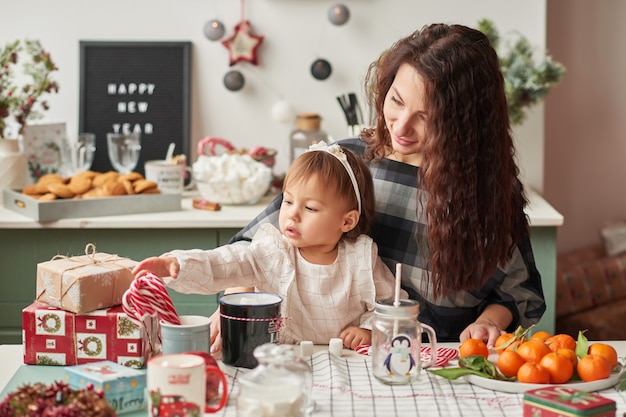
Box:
[204,19,225,41]
[328,3,350,26]
[311,59,332,80]
[224,70,245,91]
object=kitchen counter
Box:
[0,188,563,343]
[0,188,562,229]
[0,191,276,229]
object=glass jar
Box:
[237,343,314,417]
[289,112,329,163]
[0,137,26,203]
[371,299,438,385]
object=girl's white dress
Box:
[164,223,403,344]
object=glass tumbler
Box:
[62,132,96,176]
[107,132,141,174]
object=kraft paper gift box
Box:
[523,386,616,417]
[64,360,147,414]
[23,301,160,368]
[36,245,137,314]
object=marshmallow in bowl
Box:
[193,153,272,204]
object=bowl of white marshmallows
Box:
[192,153,272,205]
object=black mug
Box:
[219,292,283,368]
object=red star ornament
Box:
[222,20,264,66]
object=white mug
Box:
[147,353,228,415]
[145,160,194,194]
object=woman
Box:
[214,23,545,349]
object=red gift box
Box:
[523,386,616,417]
[22,301,159,368]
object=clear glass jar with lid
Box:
[236,343,314,417]
[289,112,329,163]
[371,299,438,385]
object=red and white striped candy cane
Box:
[122,272,181,325]
[197,136,236,156]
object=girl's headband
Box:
[306,141,362,214]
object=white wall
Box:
[2,0,546,189]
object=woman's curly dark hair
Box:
[362,23,529,298]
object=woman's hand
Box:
[460,320,504,348]
[459,304,512,348]
[339,326,372,349]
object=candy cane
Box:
[197,137,236,156]
[122,272,181,325]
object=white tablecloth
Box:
[2,343,626,417]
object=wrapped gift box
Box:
[23,301,159,368]
[65,360,147,414]
[523,386,616,417]
[36,246,137,314]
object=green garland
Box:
[79,336,103,357]
[124,359,143,369]
[40,313,61,333]
[118,316,139,337]
[477,19,566,125]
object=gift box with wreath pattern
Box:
[22,301,159,368]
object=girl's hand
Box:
[209,307,222,353]
[132,256,180,279]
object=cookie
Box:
[47,182,75,199]
[140,187,161,194]
[68,177,92,195]
[34,174,65,194]
[22,184,40,196]
[81,188,106,199]
[73,170,98,180]
[122,179,135,195]
[133,179,158,193]
[38,192,57,201]
[38,173,65,184]
[92,171,120,188]
[119,172,144,182]
[103,180,127,196]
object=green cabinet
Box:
[0,227,239,344]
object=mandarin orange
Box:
[556,348,578,370]
[459,338,489,359]
[588,343,618,369]
[539,351,574,384]
[577,354,612,382]
[530,331,552,343]
[545,334,577,352]
[517,361,550,384]
[496,349,526,378]
[516,339,551,364]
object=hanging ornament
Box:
[222,1,264,66]
[224,70,245,91]
[204,19,225,41]
[311,59,332,80]
[222,20,264,66]
[271,100,296,123]
[328,3,350,26]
